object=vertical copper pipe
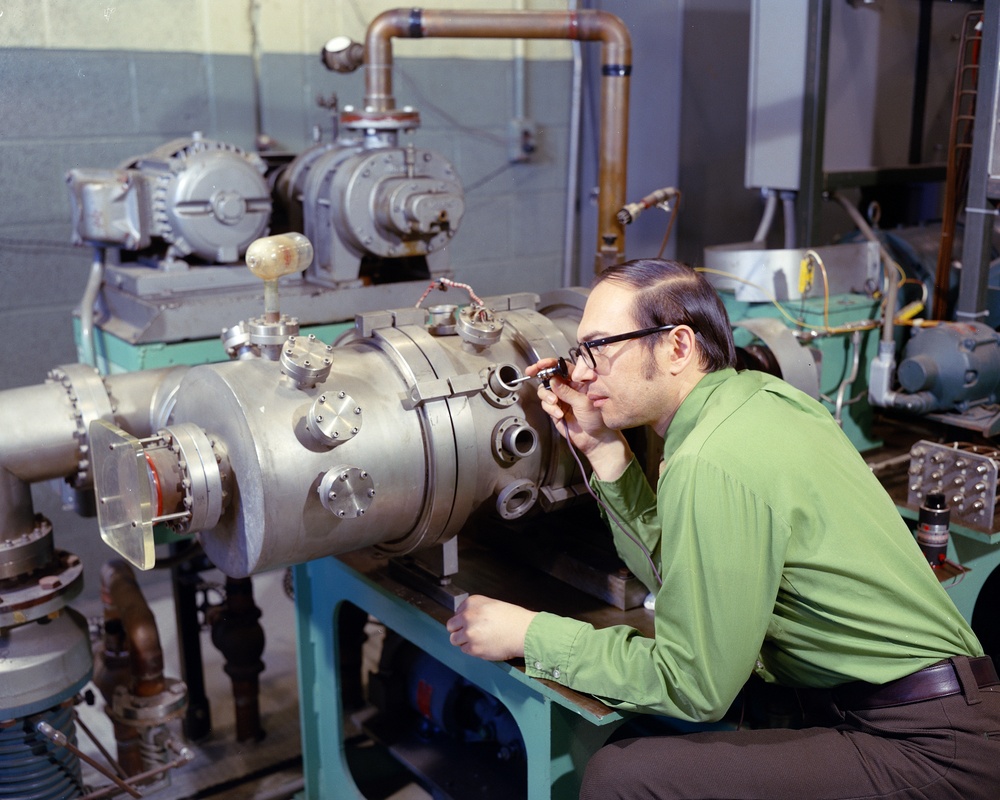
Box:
[97,560,167,776]
[363,8,631,274]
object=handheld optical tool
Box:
[509,357,570,389]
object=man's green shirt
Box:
[524,368,981,721]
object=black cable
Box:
[558,418,664,588]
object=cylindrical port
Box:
[496,479,538,521]
[427,304,458,336]
[493,417,538,463]
[487,364,522,398]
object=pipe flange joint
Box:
[163,423,230,534]
[307,391,361,447]
[110,677,188,727]
[0,516,54,581]
[280,334,333,389]
[496,479,538,521]
[46,363,116,488]
[318,466,375,519]
[247,316,300,347]
[221,320,252,359]
[341,106,421,132]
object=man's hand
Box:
[446,595,538,661]
[529,357,631,481]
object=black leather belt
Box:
[834,656,999,711]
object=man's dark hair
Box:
[594,258,736,372]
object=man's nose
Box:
[570,356,595,382]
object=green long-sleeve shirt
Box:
[523,368,981,721]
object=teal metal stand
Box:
[294,554,628,800]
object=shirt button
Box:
[553,668,561,679]
[534,661,543,670]
[755,660,764,672]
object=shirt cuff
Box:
[523,611,589,682]
[591,457,648,513]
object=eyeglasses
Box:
[568,324,680,370]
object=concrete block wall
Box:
[0,0,577,392]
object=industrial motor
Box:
[66,133,272,264]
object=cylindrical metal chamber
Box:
[91,290,587,578]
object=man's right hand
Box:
[528,358,631,481]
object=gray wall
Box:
[0,48,575,392]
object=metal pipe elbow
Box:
[100,559,166,696]
[363,8,413,111]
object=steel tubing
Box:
[0,367,186,537]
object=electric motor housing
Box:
[67,133,272,264]
[897,322,1000,413]
[278,139,465,287]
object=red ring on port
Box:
[144,451,164,519]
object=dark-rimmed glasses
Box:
[568,324,679,370]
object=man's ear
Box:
[665,326,699,375]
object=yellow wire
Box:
[697,266,884,335]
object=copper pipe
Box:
[363,7,631,274]
[96,560,167,776]
[933,11,982,320]
[100,560,166,696]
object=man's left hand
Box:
[446,595,538,661]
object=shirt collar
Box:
[662,367,737,461]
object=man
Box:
[446,258,1000,799]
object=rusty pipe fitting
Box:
[95,559,167,775]
[361,7,631,273]
[100,560,166,697]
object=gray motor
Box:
[896,322,1000,413]
[66,133,272,264]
